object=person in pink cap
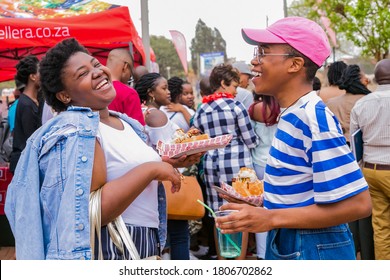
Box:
[216,17,372,260]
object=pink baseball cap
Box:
[242,17,331,67]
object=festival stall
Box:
[0,1,146,246]
[0,0,145,82]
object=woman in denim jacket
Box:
[5,38,200,260]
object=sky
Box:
[102,0,294,64]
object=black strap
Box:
[169,112,177,120]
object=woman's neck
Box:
[99,108,123,130]
[23,86,39,105]
[146,102,160,109]
[98,108,110,121]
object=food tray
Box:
[213,181,263,207]
[156,134,233,159]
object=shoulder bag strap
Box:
[112,216,141,260]
[89,188,103,260]
[90,188,142,260]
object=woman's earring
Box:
[149,96,155,103]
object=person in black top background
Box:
[9,55,42,173]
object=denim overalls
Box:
[266,224,356,260]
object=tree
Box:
[295,0,390,62]
[288,0,312,18]
[190,19,227,74]
[150,35,186,79]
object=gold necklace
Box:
[276,91,311,122]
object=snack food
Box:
[232,167,264,197]
[171,128,209,143]
[157,134,233,159]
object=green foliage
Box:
[150,35,186,79]
[0,81,15,90]
[288,0,312,17]
[295,0,390,62]
[190,19,227,74]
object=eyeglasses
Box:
[253,46,294,63]
[128,76,134,86]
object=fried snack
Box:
[181,133,209,142]
[171,128,209,143]
[247,180,263,196]
[232,167,264,197]
[172,129,187,143]
[186,128,202,137]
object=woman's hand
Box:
[166,103,185,113]
[153,162,182,193]
[100,161,182,225]
[166,103,193,125]
[162,152,204,168]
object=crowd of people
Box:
[2,15,390,261]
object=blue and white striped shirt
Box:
[264,91,368,209]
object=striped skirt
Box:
[96,224,160,260]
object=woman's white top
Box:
[97,119,161,228]
[144,108,180,146]
[160,105,194,132]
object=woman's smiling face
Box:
[60,51,116,110]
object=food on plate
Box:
[171,128,209,143]
[232,167,264,197]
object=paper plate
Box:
[156,134,233,159]
[213,182,263,207]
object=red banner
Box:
[169,30,188,75]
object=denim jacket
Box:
[5,106,167,260]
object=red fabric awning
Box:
[0,6,146,82]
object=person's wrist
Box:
[147,161,164,180]
[268,209,278,230]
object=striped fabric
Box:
[97,225,159,260]
[264,91,368,210]
[193,98,258,212]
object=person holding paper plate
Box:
[5,38,184,260]
[135,73,199,260]
[216,17,371,260]
[192,63,259,260]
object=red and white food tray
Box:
[156,134,233,159]
[213,181,263,207]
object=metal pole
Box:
[283,0,288,18]
[166,66,171,79]
[140,0,151,71]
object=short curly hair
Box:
[209,64,240,93]
[39,38,89,112]
[15,55,39,87]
